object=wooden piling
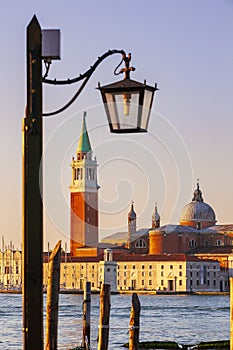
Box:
[230,278,233,350]
[82,281,91,349]
[98,284,111,350]
[129,293,141,350]
[45,240,61,350]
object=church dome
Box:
[180,182,216,229]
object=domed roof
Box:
[180,182,216,227]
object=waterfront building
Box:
[0,248,22,289]
[0,244,229,293]
[42,251,228,293]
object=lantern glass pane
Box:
[105,92,139,130]
[140,90,154,130]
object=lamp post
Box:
[23,15,158,350]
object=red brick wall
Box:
[70,192,98,256]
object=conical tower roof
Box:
[77,112,92,154]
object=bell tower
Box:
[152,203,160,228]
[127,201,137,249]
[70,112,99,255]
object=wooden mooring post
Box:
[45,240,61,350]
[129,293,141,350]
[98,284,111,350]
[230,278,233,350]
[82,281,91,349]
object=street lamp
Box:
[23,15,158,350]
[98,77,157,133]
[98,52,158,133]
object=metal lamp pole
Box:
[22,14,157,350]
[22,16,43,350]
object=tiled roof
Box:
[187,245,233,255]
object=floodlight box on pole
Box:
[42,29,61,60]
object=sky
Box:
[0,0,232,251]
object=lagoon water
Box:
[0,293,230,349]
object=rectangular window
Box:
[149,280,152,285]
[132,265,135,269]
[142,265,145,269]
[124,272,127,277]
[149,265,152,269]
[161,280,164,285]
[149,271,152,277]
[161,265,164,269]
[142,280,145,286]
[170,265,173,269]
[179,280,182,286]
[179,265,182,269]
[124,280,127,286]
[161,271,164,277]
[142,271,145,277]
[179,271,182,277]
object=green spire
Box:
[77,112,92,153]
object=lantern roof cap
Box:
[98,78,157,91]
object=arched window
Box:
[135,239,146,248]
[215,240,223,246]
[189,239,197,247]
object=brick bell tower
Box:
[70,112,99,256]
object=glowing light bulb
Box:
[123,93,131,116]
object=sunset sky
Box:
[0,0,232,250]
